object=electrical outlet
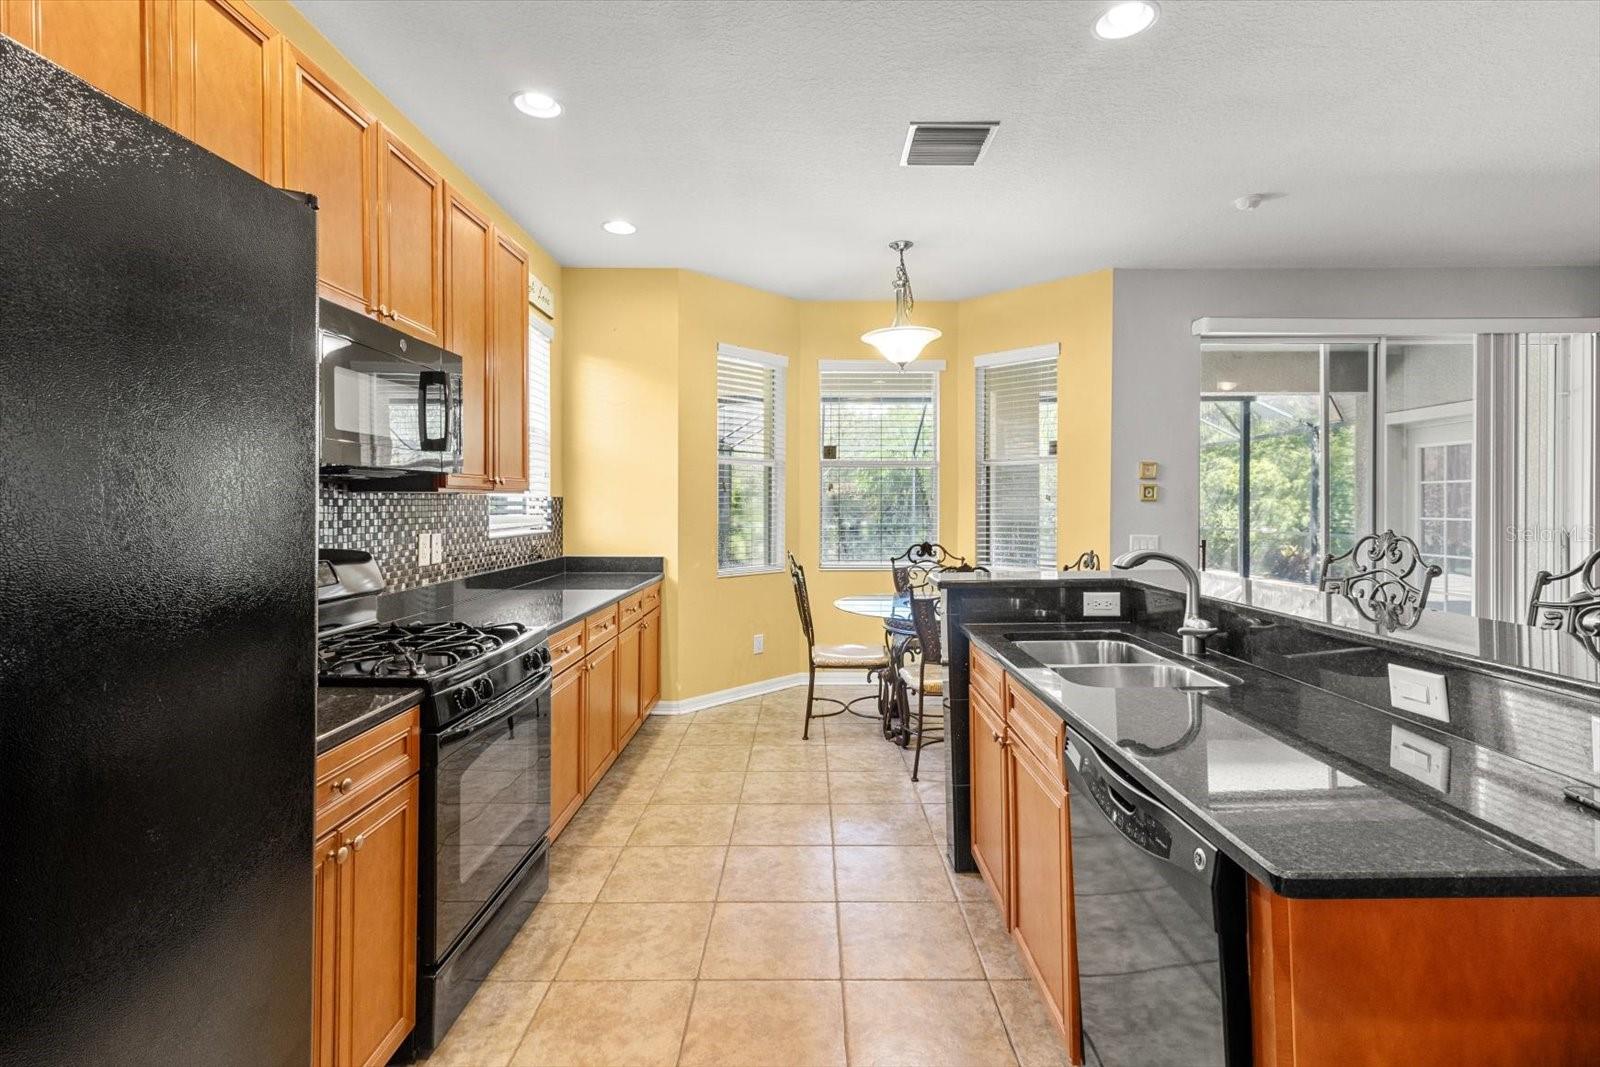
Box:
[1082,591,1122,618]
[1129,534,1160,552]
[1387,664,1450,723]
[753,634,765,654]
[416,532,432,566]
[1389,725,1450,792]
[1591,717,1600,775]
[431,531,444,563]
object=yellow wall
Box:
[955,269,1115,567]
[254,0,567,492]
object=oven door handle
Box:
[438,674,549,744]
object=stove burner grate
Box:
[319,621,528,680]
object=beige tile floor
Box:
[424,684,1069,1067]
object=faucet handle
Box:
[1178,615,1218,636]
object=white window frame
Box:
[975,343,1060,571]
[488,315,554,537]
[716,343,787,577]
[817,359,943,570]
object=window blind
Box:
[976,349,1058,569]
[717,346,786,574]
[819,362,939,566]
[489,322,553,533]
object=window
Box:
[819,362,940,567]
[1417,441,1473,613]
[717,344,786,575]
[488,318,554,534]
[976,345,1059,570]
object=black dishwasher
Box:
[1064,726,1252,1067]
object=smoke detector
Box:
[901,122,1000,166]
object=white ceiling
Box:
[293,0,1600,300]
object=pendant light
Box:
[861,240,941,366]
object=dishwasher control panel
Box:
[1086,766,1173,860]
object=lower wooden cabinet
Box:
[549,663,583,838]
[313,775,419,1067]
[639,607,661,713]
[615,618,642,745]
[581,637,618,792]
[969,685,1009,917]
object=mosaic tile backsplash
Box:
[318,486,563,591]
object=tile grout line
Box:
[673,791,740,1067]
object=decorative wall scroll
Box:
[1318,530,1442,632]
[1527,549,1600,662]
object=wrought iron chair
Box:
[883,542,983,745]
[1527,548,1600,662]
[890,541,986,592]
[894,591,946,782]
[1063,550,1102,572]
[1318,530,1441,632]
[788,553,890,740]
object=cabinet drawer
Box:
[1005,676,1065,783]
[584,604,619,648]
[618,591,647,630]
[315,707,420,838]
[549,621,585,676]
[970,646,1004,709]
[641,582,662,613]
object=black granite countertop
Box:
[965,622,1600,899]
[316,686,424,754]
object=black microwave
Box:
[318,300,464,490]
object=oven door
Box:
[426,673,551,966]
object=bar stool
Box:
[788,554,890,740]
[895,592,946,782]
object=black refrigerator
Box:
[0,39,317,1067]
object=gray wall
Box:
[1109,267,1600,558]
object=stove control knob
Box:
[455,686,480,713]
[474,677,495,701]
[521,651,537,672]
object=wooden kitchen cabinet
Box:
[489,230,530,491]
[170,0,280,182]
[2,0,175,119]
[313,712,419,1067]
[969,684,1009,917]
[615,616,642,745]
[1006,727,1080,1059]
[549,662,583,839]
[639,605,661,713]
[376,124,443,344]
[442,185,495,490]
[582,637,618,792]
[282,42,376,316]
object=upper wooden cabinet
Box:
[443,186,494,490]
[2,0,174,119]
[490,230,530,492]
[282,43,376,316]
[170,0,280,182]
[376,125,443,345]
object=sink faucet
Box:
[1111,550,1219,657]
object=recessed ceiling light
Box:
[511,91,562,118]
[602,219,637,236]
[1094,1,1159,40]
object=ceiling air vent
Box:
[900,121,999,166]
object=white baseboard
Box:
[651,669,878,715]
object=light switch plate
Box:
[1387,664,1450,723]
[1128,534,1160,552]
[753,634,765,654]
[416,531,431,566]
[1082,591,1122,618]
[1390,725,1450,792]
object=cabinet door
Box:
[1007,738,1080,1057]
[312,831,342,1067]
[970,691,1009,917]
[170,0,279,182]
[442,186,494,490]
[282,43,376,315]
[489,230,529,491]
[616,622,642,745]
[2,0,174,119]
[549,666,583,840]
[338,777,419,1067]
[582,642,617,792]
[639,607,661,713]
[376,125,443,344]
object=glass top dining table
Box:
[832,593,912,625]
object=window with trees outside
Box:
[717,344,787,575]
[488,318,554,534]
[976,346,1060,570]
[819,362,940,567]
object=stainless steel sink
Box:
[1013,639,1169,667]
[1052,663,1231,690]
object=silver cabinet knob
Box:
[331,845,350,864]
[333,777,354,794]
[351,834,366,852]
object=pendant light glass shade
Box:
[862,240,941,366]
